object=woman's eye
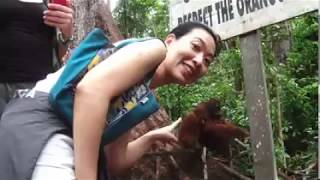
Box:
[191,43,201,51]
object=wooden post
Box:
[239,30,277,180]
[318,1,320,179]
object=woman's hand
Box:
[105,118,182,175]
[147,118,182,144]
[43,0,74,39]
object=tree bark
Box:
[72,0,123,46]
[72,0,98,46]
[96,1,124,42]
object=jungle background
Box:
[72,0,318,179]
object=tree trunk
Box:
[72,0,123,46]
[72,0,98,46]
[96,1,124,42]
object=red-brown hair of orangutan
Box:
[178,99,249,156]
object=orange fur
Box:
[178,99,248,156]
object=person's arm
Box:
[73,39,167,180]
[106,118,182,175]
[56,30,73,60]
[43,1,74,60]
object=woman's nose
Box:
[193,53,204,66]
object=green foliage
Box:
[160,13,318,176]
[113,0,317,176]
[113,0,169,39]
[261,13,318,171]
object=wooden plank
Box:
[169,0,318,40]
[239,30,277,180]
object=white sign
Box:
[169,0,318,40]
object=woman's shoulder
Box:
[115,37,165,49]
[115,38,166,55]
[119,38,167,63]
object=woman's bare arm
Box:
[73,39,166,180]
[105,118,182,175]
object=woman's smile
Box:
[182,63,194,77]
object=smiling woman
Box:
[158,28,216,85]
[0,22,221,180]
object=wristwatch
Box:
[57,31,73,46]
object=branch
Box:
[169,155,192,180]
[234,138,250,149]
[277,170,292,180]
[211,158,252,180]
[202,147,208,180]
[143,148,200,157]
[155,157,160,180]
[143,148,252,180]
[287,161,317,175]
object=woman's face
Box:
[164,28,216,85]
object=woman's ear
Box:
[164,33,176,46]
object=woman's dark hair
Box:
[169,22,221,57]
